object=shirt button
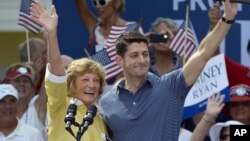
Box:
[133,102,136,105]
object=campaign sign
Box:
[182,54,230,120]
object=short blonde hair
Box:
[66,58,105,96]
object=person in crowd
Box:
[74,0,143,84]
[209,120,243,141]
[74,0,143,52]
[208,2,250,86]
[191,94,243,141]
[30,1,109,141]
[99,0,238,141]
[182,111,215,141]
[191,94,225,141]
[224,84,250,125]
[61,54,74,69]
[184,3,250,136]
[148,17,182,76]
[1,63,47,140]
[19,37,47,93]
[0,84,43,141]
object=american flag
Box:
[19,0,42,33]
[169,19,198,60]
[92,22,140,80]
[126,22,140,33]
[105,22,140,61]
[91,49,122,80]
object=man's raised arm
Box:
[183,0,238,87]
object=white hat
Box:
[0,84,18,100]
[209,120,243,141]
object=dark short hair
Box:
[116,31,148,57]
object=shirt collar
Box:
[116,72,156,93]
[70,97,83,105]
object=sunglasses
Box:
[220,134,230,140]
[231,85,250,96]
[92,0,112,8]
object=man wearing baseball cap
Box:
[0,84,43,140]
[2,63,47,140]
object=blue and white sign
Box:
[182,54,230,120]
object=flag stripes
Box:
[92,22,140,80]
[18,0,42,33]
[169,19,198,60]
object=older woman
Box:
[30,1,109,141]
[148,17,182,76]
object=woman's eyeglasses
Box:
[92,0,112,8]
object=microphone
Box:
[82,105,97,130]
[215,0,250,4]
[65,104,77,129]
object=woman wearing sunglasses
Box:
[74,0,143,52]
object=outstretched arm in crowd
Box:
[183,0,237,87]
[30,1,65,76]
[191,94,225,141]
[74,0,97,36]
